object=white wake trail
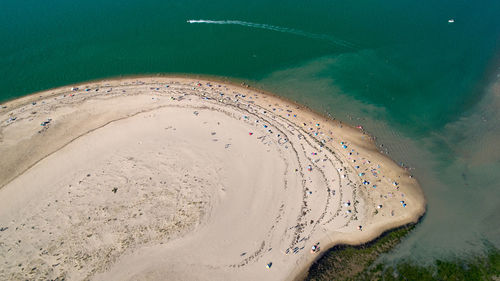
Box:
[187,19,357,49]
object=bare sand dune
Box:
[0,77,425,280]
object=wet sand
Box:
[0,76,425,280]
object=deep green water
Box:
[1,0,499,263]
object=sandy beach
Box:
[0,77,425,280]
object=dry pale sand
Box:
[0,77,425,281]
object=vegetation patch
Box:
[306,224,416,281]
[305,225,500,281]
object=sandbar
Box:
[0,77,425,280]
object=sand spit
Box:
[0,77,425,280]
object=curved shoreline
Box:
[0,76,425,280]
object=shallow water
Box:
[1,0,499,263]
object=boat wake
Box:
[187,19,357,49]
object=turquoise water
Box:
[1,0,499,262]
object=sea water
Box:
[1,0,499,263]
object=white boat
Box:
[448,19,455,23]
